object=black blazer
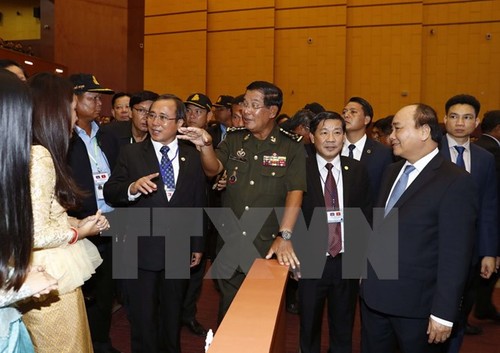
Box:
[440,137,498,259]
[302,155,372,228]
[103,139,206,271]
[300,155,373,277]
[100,120,145,147]
[67,126,120,219]
[361,154,478,322]
[359,138,393,200]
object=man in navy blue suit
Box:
[360,104,477,353]
[341,97,393,200]
[440,94,498,352]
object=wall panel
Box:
[206,29,275,99]
[275,26,346,114]
[422,22,500,118]
[144,31,207,97]
[346,25,423,118]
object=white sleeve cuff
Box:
[430,315,453,328]
[127,183,141,201]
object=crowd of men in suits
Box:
[66,72,499,353]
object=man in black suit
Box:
[67,73,121,353]
[439,95,498,350]
[101,90,159,146]
[104,94,206,353]
[341,97,393,200]
[360,104,478,353]
[298,112,372,353]
[473,110,500,323]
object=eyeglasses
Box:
[147,112,176,123]
[242,101,268,111]
[133,107,149,116]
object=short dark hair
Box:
[348,96,374,123]
[445,94,481,116]
[129,90,159,108]
[0,59,22,70]
[111,92,130,107]
[155,94,186,121]
[481,110,500,133]
[288,109,315,130]
[373,115,394,136]
[0,59,27,79]
[413,103,441,143]
[303,102,326,115]
[246,81,283,115]
[310,111,346,134]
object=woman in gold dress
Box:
[20,73,110,353]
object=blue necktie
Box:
[348,144,356,159]
[454,146,466,169]
[385,165,415,216]
[160,146,175,188]
[324,163,342,257]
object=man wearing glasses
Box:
[179,81,306,323]
[102,90,159,146]
[105,94,205,353]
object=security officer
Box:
[178,81,306,323]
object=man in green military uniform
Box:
[179,81,306,323]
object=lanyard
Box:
[87,138,103,173]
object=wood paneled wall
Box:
[144,0,500,120]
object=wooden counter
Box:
[208,258,289,353]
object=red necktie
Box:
[324,163,341,257]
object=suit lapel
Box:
[308,155,325,206]
[172,143,189,202]
[440,137,452,161]
[340,157,351,206]
[360,138,373,162]
[378,160,404,208]
[392,154,443,210]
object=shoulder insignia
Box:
[279,127,303,142]
[227,126,247,133]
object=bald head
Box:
[389,104,440,163]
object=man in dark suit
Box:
[101,90,159,146]
[439,95,498,350]
[298,111,372,353]
[67,73,121,353]
[341,97,393,200]
[360,104,478,353]
[473,110,500,322]
[104,94,206,353]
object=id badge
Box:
[93,172,109,200]
[164,186,175,201]
[326,210,343,223]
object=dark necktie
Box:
[385,165,415,216]
[348,144,356,159]
[454,146,466,169]
[324,163,342,257]
[160,146,175,188]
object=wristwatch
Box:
[277,230,292,240]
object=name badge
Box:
[93,172,109,200]
[165,186,175,201]
[326,210,343,223]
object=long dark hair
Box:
[0,70,33,290]
[29,72,82,209]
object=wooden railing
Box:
[0,48,67,77]
[207,258,289,353]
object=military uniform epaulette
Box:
[226,126,247,133]
[279,127,303,142]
